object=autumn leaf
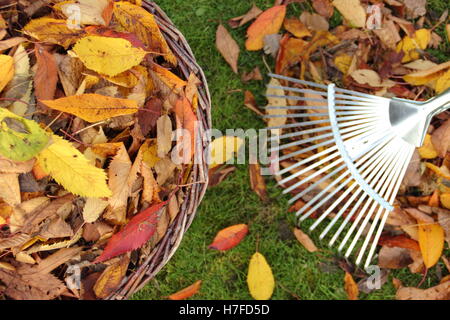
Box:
[84,26,146,50]
[71,36,147,77]
[378,235,420,251]
[418,222,445,268]
[332,0,366,28]
[431,119,450,158]
[95,200,168,263]
[0,55,14,93]
[247,252,275,300]
[113,1,176,64]
[94,254,130,299]
[344,272,359,300]
[34,44,58,101]
[22,17,83,48]
[55,0,112,26]
[168,280,202,300]
[436,69,450,93]
[83,198,109,223]
[209,136,244,168]
[418,134,438,159]
[104,144,132,225]
[403,61,450,86]
[151,63,187,90]
[396,281,450,300]
[312,0,334,18]
[0,108,49,162]
[173,97,197,163]
[265,78,287,130]
[396,29,431,63]
[245,5,286,51]
[40,94,138,122]
[36,135,112,198]
[283,18,311,39]
[249,162,268,202]
[216,24,240,74]
[293,228,318,252]
[228,4,262,28]
[209,224,249,251]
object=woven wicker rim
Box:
[107,1,211,300]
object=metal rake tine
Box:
[267,85,327,97]
[268,73,328,89]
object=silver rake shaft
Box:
[265,73,450,269]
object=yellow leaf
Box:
[396,29,431,63]
[447,24,450,42]
[113,1,176,65]
[55,0,110,26]
[40,94,138,122]
[0,55,13,93]
[71,36,147,77]
[403,61,450,86]
[344,272,359,300]
[334,54,352,74]
[436,69,450,94]
[418,222,444,268]
[440,193,450,209]
[22,17,82,48]
[418,134,438,159]
[332,0,366,28]
[94,255,129,299]
[209,136,244,169]
[151,63,187,90]
[247,252,275,300]
[36,135,112,198]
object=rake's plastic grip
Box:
[326,84,393,212]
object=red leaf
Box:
[378,235,420,251]
[208,224,248,251]
[95,200,168,263]
[173,97,197,162]
[138,98,162,136]
[35,44,58,101]
[84,26,146,50]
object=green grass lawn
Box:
[132,0,450,300]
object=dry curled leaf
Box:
[293,228,318,252]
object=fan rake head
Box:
[265,73,416,268]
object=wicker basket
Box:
[107,1,212,300]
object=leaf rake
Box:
[265,73,450,268]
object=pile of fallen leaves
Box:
[0,0,204,300]
[212,0,450,300]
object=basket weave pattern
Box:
[108,1,211,299]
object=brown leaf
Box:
[402,0,426,19]
[299,11,329,31]
[244,90,264,116]
[431,119,450,158]
[312,0,334,18]
[378,246,413,269]
[249,162,268,202]
[242,67,263,82]
[373,18,402,50]
[34,44,58,101]
[344,272,359,300]
[283,18,312,38]
[396,281,450,300]
[228,4,262,28]
[173,97,197,163]
[216,24,240,74]
[138,98,162,137]
[437,209,450,246]
[0,173,21,206]
[0,266,66,300]
[156,115,173,158]
[293,228,318,252]
[0,37,27,51]
[39,217,74,239]
[208,165,236,188]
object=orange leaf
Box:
[428,189,440,207]
[249,162,268,202]
[245,5,286,51]
[293,228,318,252]
[209,224,249,251]
[418,222,445,268]
[173,97,197,163]
[168,280,202,300]
[344,272,359,300]
[151,63,187,90]
[283,18,311,39]
[378,235,420,251]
